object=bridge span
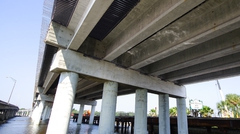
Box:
[0,100,19,123]
[31,0,240,134]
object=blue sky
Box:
[1,0,240,116]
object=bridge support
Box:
[31,102,38,119]
[33,100,45,125]
[159,94,170,134]
[98,81,118,134]
[4,110,8,120]
[89,105,95,124]
[177,97,188,134]
[134,89,147,134]
[42,105,49,120]
[46,72,78,134]
[77,104,84,125]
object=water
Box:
[0,117,131,134]
[0,117,47,134]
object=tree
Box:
[199,105,214,117]
[186,107,191,115]
[169,107,191,117]
[149,108,157,117]
[169,107,177,117]
[72,108,78,114]
[225,94,240,118]
[217,94,240,118]
[94,111,101,116]
[127,112,135,116]
[217,101,229,117]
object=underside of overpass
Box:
[35,0,240,101]
[32,0,240,133]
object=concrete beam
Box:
[143,29,240,76]
[76,84,103,98]
[104,0,205,61]
[178,67,240,85]
[166,53,240,81]
[43,72,59,94]
[67,0,91,31]
[84,88,135,100]
[37,94,54,102]
[67,0,113,50]
[118,0,240,69]
[76,81,101,93]
[36,87,43,94]
[50,49,186,97]
[45,22,74,48]
[74,99,97,106]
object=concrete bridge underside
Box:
[32,0,240,134]
[0,100,19,122]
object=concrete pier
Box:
[34,100,45,125]
[98,81,118,134]
[134,89,147,134]
[159,94,170,134]
[46,72,78,134]
[177,97,188,134]
[77,104,84,125]
[89,105,96,125]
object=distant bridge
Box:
[16,109,32,117]
[0,100,19,122]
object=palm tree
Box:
[149,108,157,117]
[199,105,214,117]
[169,107,177,117]
[217,101,229,117]
[186,107,191,115]
[225,94,240,118]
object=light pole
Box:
[6,77,16,104]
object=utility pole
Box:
[6,77,17,104]
[216,80,225,101]
[216,80,229,117]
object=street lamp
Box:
[6,77,16,104]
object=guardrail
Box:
[81,116,240,134]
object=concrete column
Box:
[31,101,39,119]
[34,100,45,125]
[46,106,52,119]
[177,97,188,134]
[77,104,84,125]
[134,89,147,134]
[42,105,49,120]
[159,94,170,134]
[0,111,4,121]
[5,110,9,120]
[46,72,78,134]
[89,105,96,124]
[98,81,118,134]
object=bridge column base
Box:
[89,105,95,124]
[177,97,188,134]
[46,72,78,134]
[98,81,118,134]
[77,104,84,125]
[159,94,170,134]
[134,89,147,134]
[42,105,49,120]
[34,100,45,125]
